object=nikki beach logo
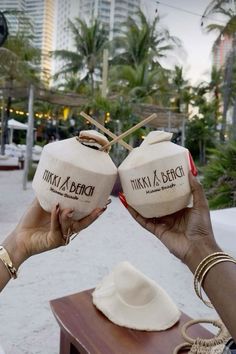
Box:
[130,165,185,194]
[42,169,95,199]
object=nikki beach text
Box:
[42,169,95,197]
[130,165,185,191]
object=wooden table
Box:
[50,289,213,354]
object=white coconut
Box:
[32,133,117,220]
[118,130,192,218]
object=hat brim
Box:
[92,272,180,331]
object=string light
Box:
[0,106,52,119]
[105,112,110,123]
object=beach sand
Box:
[0,170,235,354]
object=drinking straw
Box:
[100,113,157,151]
[80,111,133,151]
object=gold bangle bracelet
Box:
[194,252,229,282]
[193,252,236,308]
[198,258,236,308]
[194,254,231,300]
[0,246,18,279]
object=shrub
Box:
[203,141,236,209]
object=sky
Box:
[142,0,219,85]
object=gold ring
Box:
[63,228,74,245]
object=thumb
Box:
[72,207,106,232]
[189,172,208,209]
[50,204,62,235]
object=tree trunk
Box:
[5,95,12,143]
[1,95,12,155]
[199,140,203,164]
[101,49,108,98]
[0,99,5,155]
[232,97,236,140]
[90,72,94,97]
[23,85,34,190]
[221,53,233,142]
[214,87,220,130]
[203,139,206,165]
[221,35,236,141]
[199,139,206,165]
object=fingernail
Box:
[118,192,128,208]
[56,203,60,213]
[188,152,198,176]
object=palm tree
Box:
[53,19,108,96]
[195,66,223,130]
[208,66,223,129]
[110,61,168,103]
[113,9,180,68]
[169,66,192,114]
[56,74,89,95]
[203,0,236,140]
[0,30,40,154]
[203,140,236,209]
[110,9,181,110]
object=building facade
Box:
[0,0,26,34]
[53,0,141,76]
[74,0,141,39]
[53,0,80,76]
[212,34,233,69]
[0,0,55,83]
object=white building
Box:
[54,0,141,76]
[212,35,233,70]
[25,0,55,82]
[0,0,55,83]
[53,0,80,77]
[0,0,26,34]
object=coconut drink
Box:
[32,130,117,220]
[118,130,192,218]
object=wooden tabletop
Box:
[50,289,213,354]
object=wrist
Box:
[2,231,28,270]
[184,238,222,273]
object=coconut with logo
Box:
[118,131,192,218]
[32,130,117,220]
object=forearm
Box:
[185,241,236,341]
[0,232,27,292]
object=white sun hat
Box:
[92,261,181,331]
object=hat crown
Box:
[114,262,156,307]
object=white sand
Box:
[0,170,235,354]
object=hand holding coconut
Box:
[120,173,220,269]
[0,199,107,292]
[32,130,117,220]
[1,129,114,292]
[120,172,236,342]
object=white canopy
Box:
[8,119,28,130]
[0,119,29,144]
